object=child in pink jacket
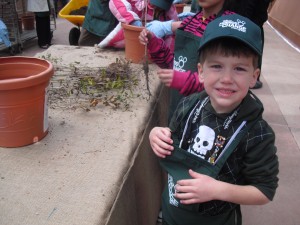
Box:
[99,0,178,49]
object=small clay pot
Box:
[122,23,147,64]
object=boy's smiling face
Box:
[198,51,260,114]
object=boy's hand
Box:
[139,28,153,45]
[149,127,174,158]
[157,69,174,87]
[175,170,270,205]
[175,170,219,204]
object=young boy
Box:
[149,14,279,225]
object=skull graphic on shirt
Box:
[187,125,215,159]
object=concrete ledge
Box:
[0,45,167,225]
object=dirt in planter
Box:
[42,56,151,112]
[69,6,88,16]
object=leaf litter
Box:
[41,55,152,111]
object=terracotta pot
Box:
[22,15,35,30]
[175,3,186,14]
[122,23,150,64]
[0,57,54,148]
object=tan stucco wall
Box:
[268,0,300,47]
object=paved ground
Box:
[241,22,300,224]
[1,12,300,225]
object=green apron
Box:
[169,21,202,122]
[160,132,245,225]
[161,95,258,225]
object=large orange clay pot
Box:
[122,23,150,64]
[0,57,54,147]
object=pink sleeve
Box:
[147,35,174,69]
[109,0,140,24]
[171,70,204,96]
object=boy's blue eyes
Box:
[211,65,221,69]
[209,65,247,72]
[236,67,246,72]
[235,67,246,71]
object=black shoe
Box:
[251,80,263,89]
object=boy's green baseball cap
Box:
[150,0,173,11]
[199,14,262,56]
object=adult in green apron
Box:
[78,0,118,46]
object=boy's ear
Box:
[197,63,204,82]
[249,68,260,88]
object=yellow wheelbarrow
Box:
[59,0,89,45]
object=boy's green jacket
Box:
[160,91,279,225]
